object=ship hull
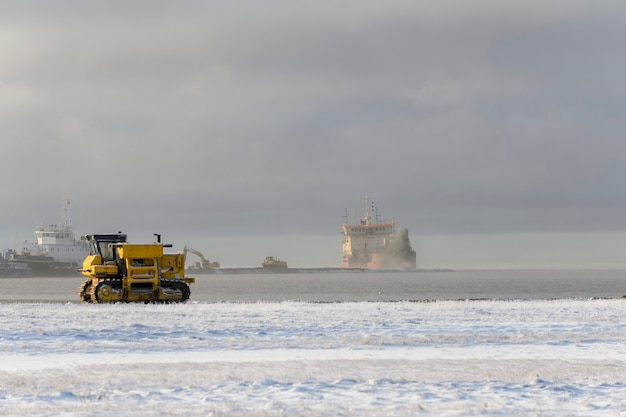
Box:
[9,255,80,277]
[342,254,417,270]
[367,251,416,270]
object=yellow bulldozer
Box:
[78,233,195,303]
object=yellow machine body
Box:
[78,233,194,303]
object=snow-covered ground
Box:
[1,299,625,416]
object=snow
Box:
[1,299,625,416]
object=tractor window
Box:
[89,241,99,255]
[99,242,115,262]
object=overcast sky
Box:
[2,1,626,268]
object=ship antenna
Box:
[363,194,371,225]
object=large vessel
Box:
[341,196,416,270]
[6,199,90,276]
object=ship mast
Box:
[62,198,72,232]
[362,194,371,225]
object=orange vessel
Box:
[341,196,416,270]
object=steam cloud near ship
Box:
[369,228,416,270]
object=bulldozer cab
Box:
[86,233,128,262]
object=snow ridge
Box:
[1,299,625,416]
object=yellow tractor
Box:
[261,256,288,269]
[78,233,195,303]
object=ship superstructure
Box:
[31,199,89,263]
[341,196,416,270]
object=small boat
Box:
[0,256,32,277]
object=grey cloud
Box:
[1,1,626,267]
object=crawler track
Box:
[78,278,190,303]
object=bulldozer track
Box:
[80,278,190,303]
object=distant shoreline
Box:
[187,267,454,274]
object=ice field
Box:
[1,299,625,416]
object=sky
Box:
[1,0,626,269]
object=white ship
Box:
[341,195,416,270]
[7,199,90,276]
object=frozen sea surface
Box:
[1,299,625,416]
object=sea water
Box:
[1,269,625,302]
